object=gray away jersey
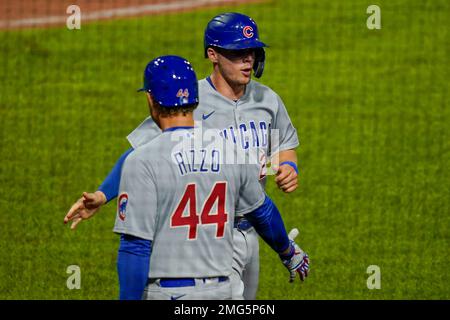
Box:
[113,129,266,279]
[127,78,299,158]
[126,79,299,218]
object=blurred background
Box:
[0,0,448,299]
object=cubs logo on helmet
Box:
[243,26,254,38]
[118,193,128,221]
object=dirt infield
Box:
[0,0,264,29]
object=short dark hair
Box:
[153,102,198,116]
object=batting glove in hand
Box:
[279,228,310,282]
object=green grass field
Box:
[0,0,448,299]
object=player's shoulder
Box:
[127,135,166,164]
[198,78,209,92]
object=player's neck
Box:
[158,114,194,132]
[210,71,246,101]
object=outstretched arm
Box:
[64,148,134,229]
[98,147,134,202]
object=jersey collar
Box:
[206,76,217,91]
[162,126,195,132]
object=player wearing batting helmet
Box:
[94,55,308,300]
[65,13,308,300]
[203,12,267,79]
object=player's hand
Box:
[64,191,107,230]
[273,164,298,193]
[279,228,310,282]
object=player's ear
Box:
[146,92,155,107]
[146,92,157,117]
[207,47,219,64]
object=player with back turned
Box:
[64,13,308,299]
[113,55,308,300]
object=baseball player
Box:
[114,55,308,300]
[65,13,304,299]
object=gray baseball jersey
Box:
[127,78,299,208]
[113,128,266,279]
[127,78,299,157]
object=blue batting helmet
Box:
[204,12,267,78]
[138,55,199,108]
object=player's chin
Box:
[238,72,252,84]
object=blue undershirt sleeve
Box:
[117,234,152,300]
[98,148,134,203]
[245,195,290,254]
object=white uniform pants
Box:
[230,226,260,300]
[143,277,232,300]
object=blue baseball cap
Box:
[204,12,267,78]
[138,55,199,108]
[204,12,267,54]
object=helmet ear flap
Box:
[253,48,265,78]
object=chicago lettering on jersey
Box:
[219,120,270,151]
[172,148,221,176]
